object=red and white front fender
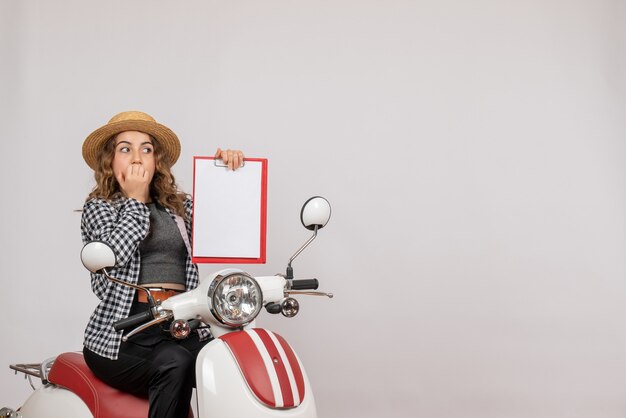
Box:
[196,328,317,418]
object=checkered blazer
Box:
[81,196,211,360]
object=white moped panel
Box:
[255,275,287,303]
[196,339,317,418]
[19,386,91,418]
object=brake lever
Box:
[122,311,173,342]
[285,290,334,298]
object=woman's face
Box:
[111,131,156,184]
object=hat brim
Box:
[82,120,180,170]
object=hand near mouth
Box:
[117,162,152,203]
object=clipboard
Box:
[191,156,268,264]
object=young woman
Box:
[80,110,244,418]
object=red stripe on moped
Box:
[273,331,306,402]
[220,330,275,406]
[255,328,295,407]
[220,328,305,409]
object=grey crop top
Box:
[137,203,187,286]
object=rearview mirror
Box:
[300,196,331,231]
[81,241,116,273]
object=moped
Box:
[1,196,332,418]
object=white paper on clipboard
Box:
[192,157,267,263]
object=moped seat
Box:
[47,352,193,418]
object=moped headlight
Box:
[209,272,262,327]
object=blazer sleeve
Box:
[81,198,151,269]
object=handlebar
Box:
[113,310,153,332]
[110,277,326,333]
[290,279,319,290]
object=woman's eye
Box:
[118,147,130,153]
[142,147,153,154]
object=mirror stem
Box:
[102,268,156,306]
[286,225,318,280]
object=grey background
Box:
[1,1,626,417]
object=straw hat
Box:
[82,111,181,170]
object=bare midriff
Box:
[142,282,186,291]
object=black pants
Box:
[83,302,211,418]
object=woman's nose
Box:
[131,151,142,164]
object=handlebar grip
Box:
[113,310,153,332]
[290,279,319,290]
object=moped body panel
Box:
[196,329,316,418]
[18,386,91,418]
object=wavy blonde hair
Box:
[87,134,187,217]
